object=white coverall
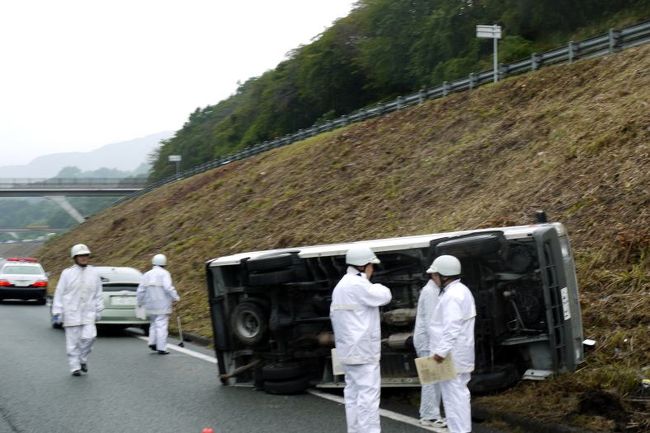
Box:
[330,267,392,433]
[429,279,476,433]
[136,265,179,351]
[413,280,443,421]
[52,265,104,372]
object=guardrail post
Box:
[468,73,476,90]
[531,53,541,71]
[341,115,348,126]
[418,87,426,103]
[396,96,403,110]
[442,81,449,96]
[499,63,508,81]
[609,28,621,53]
[568,41,578,63]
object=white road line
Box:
[308,389,434,431]
[135,336,217,364]
[134,335,431,430]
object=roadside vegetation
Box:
[39,44,649,431]
[148,0,650,181]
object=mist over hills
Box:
[0,131,173,178]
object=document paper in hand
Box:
[415,354,457,384]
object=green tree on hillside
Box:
[148,0,650,182]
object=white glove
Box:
[95,312,102,321]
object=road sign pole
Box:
[494,31,498,82]
[168,155,182,177]
[477,24,502,83]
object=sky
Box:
[0,0,358,166]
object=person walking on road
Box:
[330,245,392,433]
[428,255,476,433]
[136,254,180,355]
[413,270,447,431]
[51,243,104,376]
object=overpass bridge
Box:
[0,178,147,223]
[0,178,146,197]
[0,227,66,233]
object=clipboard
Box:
[415,354,457,384]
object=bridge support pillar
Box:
[47,196,85,223]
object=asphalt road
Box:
[0,302,504,433]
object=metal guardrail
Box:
[130,20,650,200]
[0,178,148,189]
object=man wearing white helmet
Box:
[136,254,180,355]
[330,245,392,433]
[427,255,476,433]
[52,243,104,376]
[413,271,446,431]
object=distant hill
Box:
[0,131,173,178]
[37,45,650,431]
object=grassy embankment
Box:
[40,44,649,431]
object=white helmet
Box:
[70,243,91,258]
[152,254,167,266]
[427,255,461,276]
[346,245,381,266]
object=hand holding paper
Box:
[415,354,457,384]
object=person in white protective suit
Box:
[51,243,104,376]
[428,255,476,433]
[413,272,447,431]
[330,245,392,433]
[136,254,180,355]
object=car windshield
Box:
[102,284,138,292]
[1,265,44,275]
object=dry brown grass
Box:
[39,44,650,431]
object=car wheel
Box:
[230,302,268,345]
[142,324,150,336]
[263,376,310,395]
[469,364,520,394]
[36,298,47,305]
[262,362,307,381]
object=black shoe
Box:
[72,370,81,376]
[148,344,156,351]
[157,350,170,355]
[80,363,88,373]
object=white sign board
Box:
[476,24,502,39]
[168,155,182,162]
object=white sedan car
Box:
[51,266,149,334]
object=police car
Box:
[0,257,48,304]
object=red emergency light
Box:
[6,257,39,263]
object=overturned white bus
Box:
[205,221,584,395]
